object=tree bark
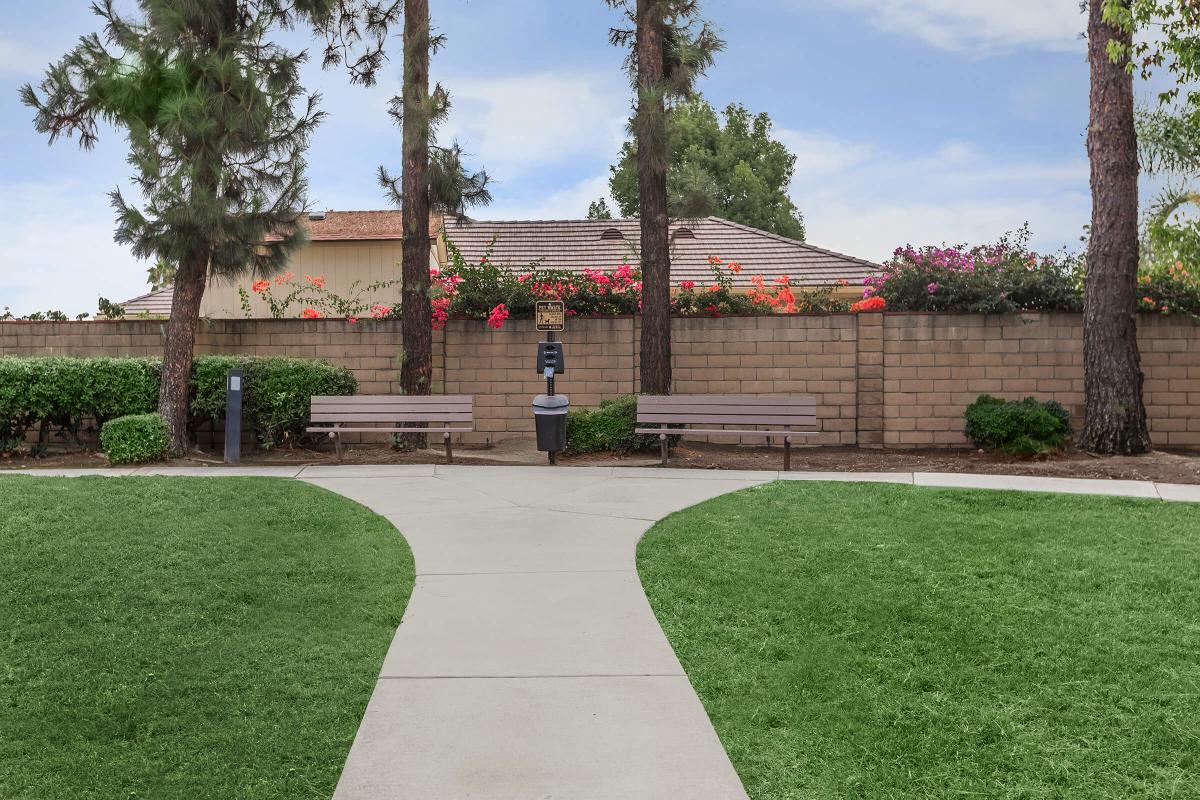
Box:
[400,0,432,447]
[158,257,208,457]
[636,0,672,395]
[1081,0,1151,454]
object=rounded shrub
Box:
[963,395,1072,456]
[100,413,170,464]
[566,395,678,455]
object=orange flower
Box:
[305,273,327,289]
[708,255,722,265]
[300,308,321,319]
[708,283,721,292]
[851,296,886,313]
[251,279,271,294]
[275,271,295,285]
[727,261,743,274]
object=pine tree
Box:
[377,4,491,449]
[1080,0,1151,454]
[21,0,402,456]
[605,0,723,395]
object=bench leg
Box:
[784,436,792,472]
[660,433,669,466]
[329,431,343,463]
[444,432,453,465]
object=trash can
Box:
[532,394,570,452]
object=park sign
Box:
[535,300,566,332]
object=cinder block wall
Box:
[2,313,1197,450]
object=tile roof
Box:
[266,210,442,242]
[118,286,174,316]
[444,217,879,288]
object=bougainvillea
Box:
[850,296,886,313]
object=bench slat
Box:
[638,395,816,407]
[311,413,475,423]
[308,426,474,434]
[639,403,811,416]
[637,414,816,425]
[312,395,473,406]
[635,428,819,437]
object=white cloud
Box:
[787,129,1090,261]
[828,0,1085,54]
[475,172,614,221]
[438,71,628,173]
[0,38,50,77]
[776,129,875,179]
[0,180,145,317]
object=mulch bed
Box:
[5,441,1199,485]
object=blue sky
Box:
[1,1,1109,314]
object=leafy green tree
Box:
[605,0,723,395]
[21,0,400,456]
[588,198,615,220]
[609,97,806,240]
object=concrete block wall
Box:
[2,313,1198,450]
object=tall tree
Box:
[377,4,491,448]
[606,0,723,395]
[1080,0,1150,454]
[22,0,400,456]
[608,96,806,240]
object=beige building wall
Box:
[201,239,439,318]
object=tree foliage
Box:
[608,96,806,240]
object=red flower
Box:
[850,296,887,313]
[705,304,720,317]
[679,281,695,291]
[369,304,390,319]
[487,303,509,330]
[300,308,321,319]
[251,279,271,294]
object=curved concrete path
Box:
[9,464,1200,798]
[302,465,767,800]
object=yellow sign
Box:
[535,301,566,331]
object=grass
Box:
[637,482,1200,799]
[0,476,414,800]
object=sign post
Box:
[533,301,568,464]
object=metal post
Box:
[224,368,244,464]
[546,330,556,465]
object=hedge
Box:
[0,355,356,453]
[963,395,1072,455]
[100,413,170,464]
[565,395,678,455]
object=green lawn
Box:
[0,476,414,800]
[638,482,1200,799]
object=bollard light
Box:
[224,368,244,464]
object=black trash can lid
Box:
[532,394,570,411]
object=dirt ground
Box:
[5,437,1199,485]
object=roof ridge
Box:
[121,286,174,304]
[704,216,882,269]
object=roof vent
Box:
[308,211,327,221]
[600,227,625,241]
[671,227,697,240]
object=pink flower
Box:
[486,303,509,330]
[369,304,390,319]
[346,316,358,325]
[679,281,695,291]
[927,282,939,294]
[300,308,321,319]
[251,279,271,294]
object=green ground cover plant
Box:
[0,476,414,800]
[565,394,679,455]
[638,481,1200,799]
[98,413,169,464]
[963,394,1072,455]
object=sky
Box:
[0,0,1132,315]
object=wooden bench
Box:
[307,395,474,463]
[635,395,818,470]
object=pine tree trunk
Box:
[158,258,207,457]
[636,0,671,395]
[400,0,432,448]
[1080,0,1151,455]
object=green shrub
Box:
[0,355,354,453]
[963,395,1072,455]
[190,356,357,449]
[99,413,169,464]
[0,357,159,450]
[566,395,676,455]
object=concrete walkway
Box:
[7,464,1200,798]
